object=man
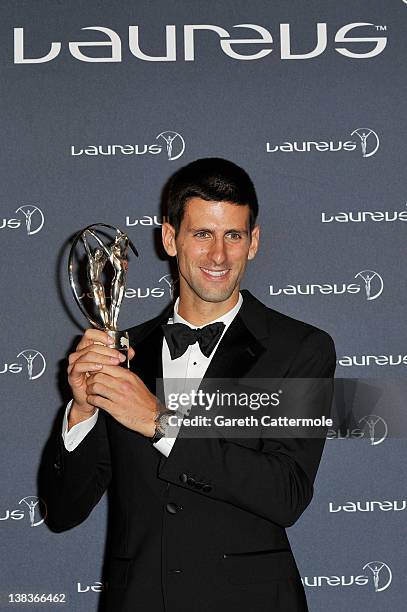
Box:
[40,158,336,612]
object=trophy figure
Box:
[109,231,130,330]
[68,224,138,368]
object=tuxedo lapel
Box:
[202,289,269,379]
[200,311,266,383]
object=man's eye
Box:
[228,232,241,240]
[194,231,209,238]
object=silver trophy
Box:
[68,224,138,368]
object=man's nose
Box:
[208,238,227,265]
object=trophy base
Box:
[107,330,130,369]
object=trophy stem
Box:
[107,330,130,369]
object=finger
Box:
[69,359,120,381]
[69,352,124,379]
[89,372,122,386]
[128,347,135,360]
[86,394,114,412]
[77,328,114,351]
[68,362,103,378]
[86,371,130,394]
[73,343,123,359]
[97,364,139,380]
[69,346,126,366]
[86,380,117,400]
[74,356,124,379]
[76,344,126,363]
[88,372,133,395]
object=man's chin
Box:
[194,284,237,304]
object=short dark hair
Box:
[166,157,259,235]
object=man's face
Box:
[162,197,259,304]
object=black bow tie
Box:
[161,321,226,360]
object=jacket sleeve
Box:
[38,407,112,532]
[157,329,336,527]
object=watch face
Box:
[158,410,172,433]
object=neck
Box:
[177,289,240,326]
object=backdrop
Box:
[1,1,406,610]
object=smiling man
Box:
[41,158,336,612]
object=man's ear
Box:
[247,224,260,260]
[162,222,177,257]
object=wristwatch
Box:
[150,407,174,444]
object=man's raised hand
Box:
[66,328,135,428]
[85,364,160,438]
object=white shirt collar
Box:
[170,291,243,329]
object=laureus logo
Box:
[363,561,392,592]
[265,127,379,158]
[351,128,380,158]
[302,560,392,592]
[359,414,388,445]
[0,205,44,235]
[321,204,407,224]
[0,349,47,379]
[16,349,47,380]
[18,496,47,527]
[156,131,185,160]
[269,269,383,300]
[354,269,383,300]
[70,130,185,160]
[337,353,407,368]
[14,22,388,64]
[327,413,388,444]
[15,205,44,234]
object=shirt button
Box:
[166,502,183,514]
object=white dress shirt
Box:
[62,292,243,457]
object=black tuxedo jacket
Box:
[41,289,336,612]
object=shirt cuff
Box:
[62,399,99,452]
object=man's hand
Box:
[85,366,161,438]
[66,328,135,429]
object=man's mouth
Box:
[200,267,230,279]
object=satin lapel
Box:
[199,312,266,385]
